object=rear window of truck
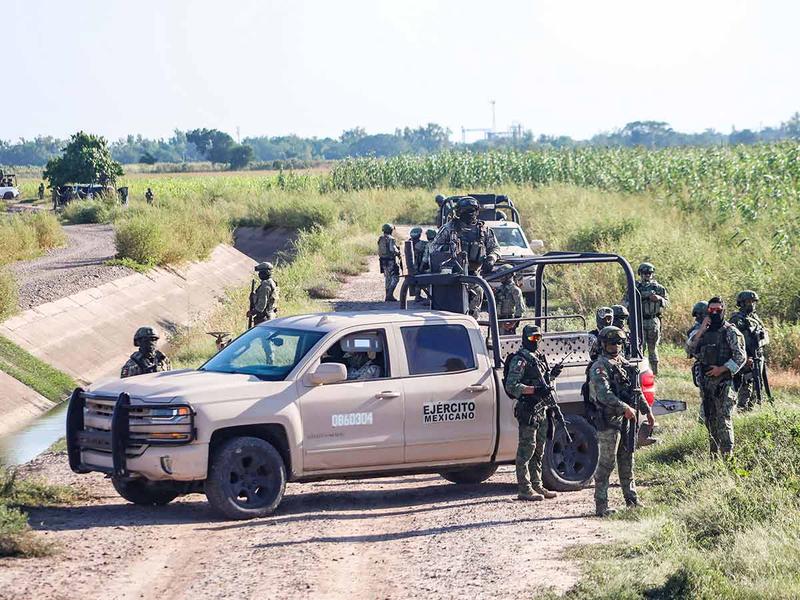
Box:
[401,324,475,375]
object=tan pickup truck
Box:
[67,252,684,520]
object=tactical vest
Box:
[696,326,734,369]
[413,240,427,266]
[637,281,664,319]
[456,222,487,267]
[731,311,766,357]
[505,349,547,400]
[496,284,515,316]
[377,235,395,258]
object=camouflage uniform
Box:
[251,262,278,325]
[495,278,525,334]
[625,264,668,374]
[378,226,401,301]
[588,336,652,514]
[121,350,171,378]
[687,319,746,456]
[729,300,769,410]
[345,354,383,380]
[430,202,500,317]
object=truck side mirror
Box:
[306,363,347,386]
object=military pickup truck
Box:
[67,252,684,520]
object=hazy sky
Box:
[5,0,798,142]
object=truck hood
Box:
[87,369,291,406]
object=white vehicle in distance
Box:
[0,170,20,200]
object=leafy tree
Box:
[186,128,235,164]
[43,131,123,188]
[139,151,157,164]
[228,144,255,170]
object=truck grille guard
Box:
[67,388,196,478]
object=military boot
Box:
[518,488,544,502]
[595,504,617,517]
[625,497,643,509]
[385,292,398,302]
[532,485,557,499]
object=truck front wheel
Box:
[440,463,498,484]
[205,436,286,520]
[542,415,598,492]
[112,477,180,506]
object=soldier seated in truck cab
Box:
[324,332,387,381]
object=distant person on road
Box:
[589,326,655,517]
[121,327,172,378]
[624,262,669,375]
[38,182,45,200]
[248,262,279,326]
[145,187,154,205]
[504,324,563,502]
[686,297,746,458]
[378,223,401,302]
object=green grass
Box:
[0,335,77,402]
[0,470,80,557]
[543,347,800,599]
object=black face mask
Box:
[459,210,478,226]
[522,339,539,353]
[613,318,626,329]
[709,313,724,330]
[743,304,755,315]
[139,340,156,357]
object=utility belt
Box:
[698,363,732,384]
[514,396,545,425]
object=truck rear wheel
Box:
[440,463,498,484]
[205,436,286,520]
[112,477,180,506]
[542,415,598,492]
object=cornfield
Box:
[328,143,800,227]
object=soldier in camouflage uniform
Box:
[248,262,278,325]
[504,325,563,501]
[588,307,614,361]
[729,290,770,411]
[626,262,669,375]
[121,327,172,378]
[430,197,500,318]
[494,265,526,334]
[344,351,383,380]
[589,326,655,516]
[687,297,746,457]
[688,301,709,423]
[408,227,428,302]
[145,187,154,204]
[420,228,437,272]
[378,223,401,302]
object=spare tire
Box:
[542,415,598,492]
[440,463,498,484]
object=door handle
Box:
[466,384,488,393]
[375,391,400,399]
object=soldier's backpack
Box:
[377,235,392,257]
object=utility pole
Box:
[490,100,496,134]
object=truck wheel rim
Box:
[225,451,279,509]
[550,427,593,481]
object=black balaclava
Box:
[139,338,157,358]
[708,297,725,330]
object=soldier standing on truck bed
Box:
[248,262,279,325]
[588,326,655,517]
[494,264,525,334]
[378,223,401,302]
[121,327,172,378]
[625,262,669,375]
[729,290,770,411]
[430,197,500,318]
[504,325,563,502]
[687,297,746,458]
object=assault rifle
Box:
[525,351,575,444]
[620,363,642,454]
[247,279,256,329]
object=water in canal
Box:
[0,401,68,466]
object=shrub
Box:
[0,270,17,320]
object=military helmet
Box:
[692,300,709,318]
[133,326,159,345]
[595,306,614,329]
[254,261,274,272]
[637,262,655,274]
[426,228,437,240]
[496,264,515,280]
[736,290,759,307]
[611,304,629,320]
[435,194,445,206]
[521,324,542,340]
[455,197,479,215]
[410,226,423,239]
[598,326,626,345]
[382,223,394,234]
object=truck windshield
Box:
[491,227,528,249]
[200,326,324,380]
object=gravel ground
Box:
[9,224,132,310]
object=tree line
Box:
[2,114,799,168]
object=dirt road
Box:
[0,230,611,599]
[9,224,131,310]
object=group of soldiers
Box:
[120,260,281,377]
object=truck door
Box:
[299,328,404,471]
[398,323,495,463]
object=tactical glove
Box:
[481,256,497,274]
[550,365,563,379]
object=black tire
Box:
[2,192,13,200]
[205,436,286,520]
[542,415,598,492]
[112,477,180,506]
[440,463,498,484]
